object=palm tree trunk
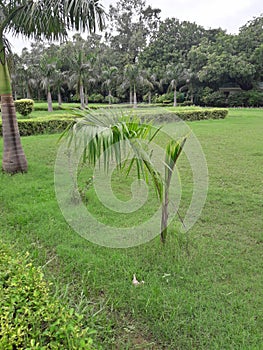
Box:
[133,84,137,108]
[148,91,151,104]
[109,89,112,105]
[173,87,177,107]
[26,85,31,99]
[0,42,28,173]
[80,83,85,109]
[47,87,53,112]
[58,90,62,106]
[129,86,133,105]
[84,87,88,106]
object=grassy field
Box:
[0,108,262,349]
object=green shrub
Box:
[0,242,96,349]
[179,101,193,107]
[14,99,34,116]
[0,118,73,136]
[89,93,105,103]
[0,109,227,137]
[228,90,263,107]
[104,95,120,104]
[154,92,185,104]
[140,108,228,122]
[201,90,227,107]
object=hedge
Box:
[0,242,97,349]
[0,118,73,136]
[140,108,228,122]
[0,109,228,137]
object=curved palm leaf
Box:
[2,0,105,40]
[62,109,164,201]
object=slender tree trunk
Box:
[80,83,85,109]
[38,89,41,101]
[133,84,137,108]
[148,91,151,104]
[26,85,31,99]
[0,42,28,173]
[190,92,194,104]
[58,90,62,106]
[84,87,88,106]
[47,88,53,112]
[173,86,177,107]
[129,86,133,105]
[108,89,112,105]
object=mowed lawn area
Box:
[0,108,262,349]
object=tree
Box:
[140,18,205,71]
[0,0,105,173]
[161,63,186,107]
[60,36,97,108]
[107,0,161,65]
[101,66,118,104]
[123,63,151,107]
[62,109,186,243]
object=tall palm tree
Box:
[39,55,57,112]
[101,66,118,104]
[162,63,186,107]
[0,0,105,173]
[123,63,151,108]
[64,40,95,109]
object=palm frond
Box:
[62,108,164,201]
[4,0,105,41]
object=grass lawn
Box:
[0,108,262,349]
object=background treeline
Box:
[10,0,263,108]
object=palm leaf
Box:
[3,0,105,40]
[62,108,164,201]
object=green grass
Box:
[0,108,262,349]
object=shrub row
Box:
[0,118,73,136]
[34,104,103,111]
[0,242,96,349]
[140,108,228,122]
[0,109,227,137]
[201,89,263,107]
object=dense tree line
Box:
[10,0,263,107]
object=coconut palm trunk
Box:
[47,87,53,112]
[58,90,62,106]
[173,87,177,107]
[80,83,85,109]
[133,84,137,108]
[129,86,133,105]
[148,91,151,104]
[84,87,88,106]
[0,41,27,173]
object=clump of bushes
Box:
[151,92,185,104]
[14,99,34,116]
[0,242,96,349]
[201,88,263,107]
[0,108,228,137]
[0,118,73,136]
[140,108,228,122]
[88,93,105,103]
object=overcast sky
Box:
[8,0,262,54]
